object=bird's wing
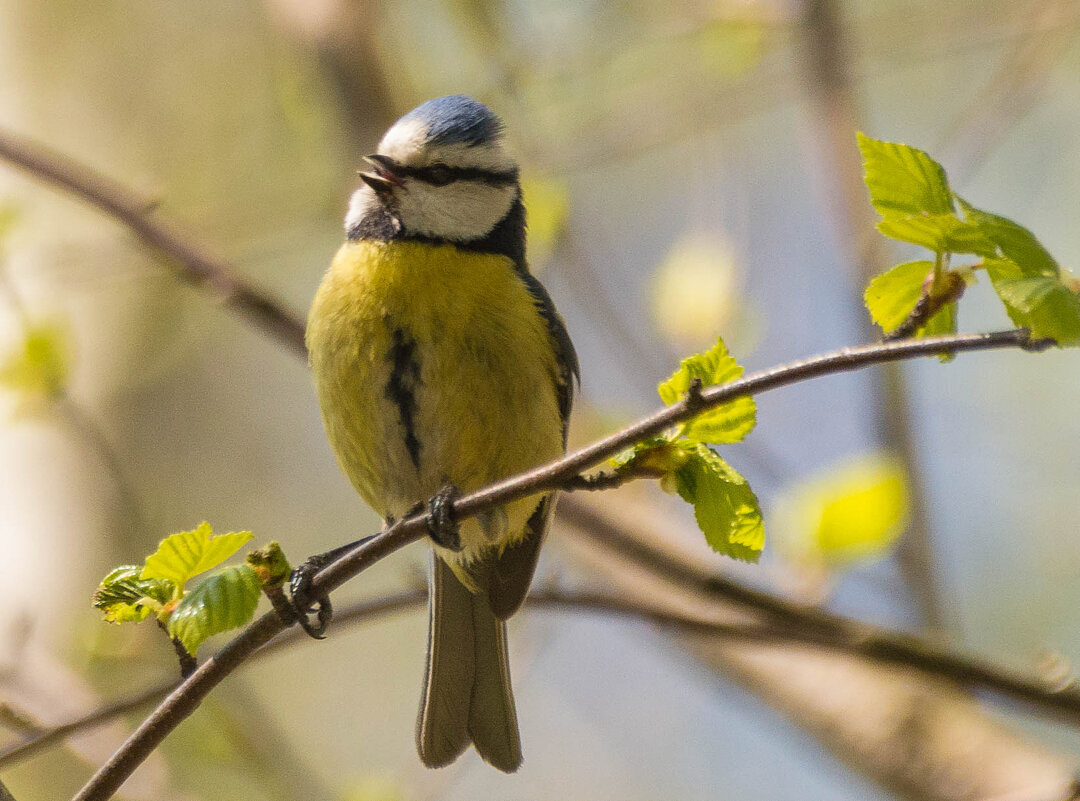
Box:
[482,265,575,619]
[487,494,555,620]
[514,268,578,442]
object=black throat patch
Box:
[348,193,526,265]
[385,328,422,470]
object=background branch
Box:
[10,571,1080,774]
[0,128,306,358]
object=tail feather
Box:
[417,553,522,773]
[416,556,473,767]
[468,593,522,772]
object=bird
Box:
[305,95,577,773]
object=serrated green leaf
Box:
[166,564,262,655]
[775,453,909,567]
[673,443,763,561]
[986,259,1080,345]
[658,337,756,444]
[141,522,253,594]
[958,198,1058,277]
[875,213,996,256]
[864,260,932,333]
[93,565,173,624]
[856,133,953,219]
[0,322,71,409]
[863,260,956,346]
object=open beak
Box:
[358,154,405,193]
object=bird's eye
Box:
[425,164,454,186]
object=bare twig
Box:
[558,501,1080,723]
[10,572,1080,776]
[0,128,306,358]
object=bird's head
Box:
[347,95,520,242]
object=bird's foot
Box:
[425,484,463,551]
[287,538,370,638]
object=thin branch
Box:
[11,574,1080,775]
[0,593,423,769]
[67,327,1049,801]
[0,128,306,358]
[558,501,1080,722]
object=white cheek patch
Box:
[377,118,430,165]
[396,182,517,241]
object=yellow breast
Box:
[307,239,564,558]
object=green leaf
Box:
[922,298,957,336]
[864,260,931,333]
[93,565,173,624]
[985,259,1080,345]
[856,133,953,219]
[863,260,956,345]
[958,198,1058,277]
[0,322,71,409]
[658,337,756,444]
[673,443,764,562]
[609,437,689,474]
[875,213,996,256]
[776,453,910,568]
[166,564,262,655]
[141,522,253,594]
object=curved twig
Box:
[66,327,1049,801]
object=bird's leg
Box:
[426,483,463,552]
[288,534,377,638]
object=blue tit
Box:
[307,95,577,772]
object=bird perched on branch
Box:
[306,95,577,772]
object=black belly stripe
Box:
[385,328,422,469]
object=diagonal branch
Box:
[0,128,306,358]
[69,327,1049,801]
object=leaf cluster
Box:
[610,338,765,561]
[93,522,263,657]
[858,134,1080,346]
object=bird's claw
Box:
[288,554,335,639]
[426,484,463,551]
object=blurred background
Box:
[2,0,1080,799]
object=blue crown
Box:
[400,95,503,148]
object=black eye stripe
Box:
[395,163,518,186]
